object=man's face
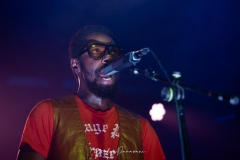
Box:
[79,33,120,98]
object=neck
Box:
[77,92,113,111]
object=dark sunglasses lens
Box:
[108,46,118,59]
[89,44,106,59]
[109,46,123,59]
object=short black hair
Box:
[69,25,115,58]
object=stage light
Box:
[149,103,166,121]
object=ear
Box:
[70,58,81,75]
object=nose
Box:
[101,50,113,64]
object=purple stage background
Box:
[1,0,240,159]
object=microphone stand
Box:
[131,68,239,105]
[130,67,239,160]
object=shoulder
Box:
[29,99,53,117]
[30,94,75,115]
[28,94,73,117]
[30,95,75,114]
[114,103,141,119]
[50,94,76,108]
[113,102,151,122]
[135,115,151,134]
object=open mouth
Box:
[98,68,113,81]
[99,75,112,81]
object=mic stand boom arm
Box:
[131,67,239,160]
[131,68,239,105]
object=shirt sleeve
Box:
[141,117,166,160]
[19,100,54,159]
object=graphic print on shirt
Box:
[84,123,108,135]
[84,123,120,159]
[90,147,117,159]
[111,124,119,138]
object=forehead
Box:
[86,33,115,45]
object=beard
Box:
[81,64,121,99]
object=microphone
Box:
[104,48,150,76]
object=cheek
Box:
[81,62,98,79]
[80,54,102,77]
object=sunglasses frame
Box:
[80,43,124,60]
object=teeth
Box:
[102,77,111,80]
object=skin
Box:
[17,32,117,160]
[71,32,117,111]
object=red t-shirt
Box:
[19,95,166,160]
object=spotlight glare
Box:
[149,103,166,121]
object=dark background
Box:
[1,0,240,159]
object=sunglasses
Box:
[80,43,124,60]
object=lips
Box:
[99,75,112,81]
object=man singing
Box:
[17,25,166,160]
